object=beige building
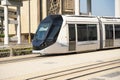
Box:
[0,0,93,43]
[0,0,75,41]
[20,0,75,35]
[21,0,40,34]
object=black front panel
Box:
[32,15,63,50]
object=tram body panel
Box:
[36,43,68,55]
[66,16,100,52]
[32,15,120,55]
[100,17,120,49]
[114,23,120,47]
[76,24,100,52]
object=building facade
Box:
[0,0,75,42]
[20,0,75,35]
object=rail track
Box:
[26,59,120,80]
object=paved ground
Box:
[0,49,120,80]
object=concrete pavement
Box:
[0,49,120,80]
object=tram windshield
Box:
[36,22,52,40]
[34,15,63,41]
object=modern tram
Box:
[32,15,120,55]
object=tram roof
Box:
[62,15,120,23]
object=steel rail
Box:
[27,59,120,80]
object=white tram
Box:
[32,15,120,55]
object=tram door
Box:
[68,24,76,51]
[105,24,114,47]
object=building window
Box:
[77,24,97,41]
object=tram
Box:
[32,15,120,55]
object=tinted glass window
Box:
[105,24,113,39]
[34,15,63,41]
[88,24,97,40]
[68,24,76,41]
[77,24,87,41]
[35,16,52,40]
[77,24,97,41]
[36,22,51,40]
[46,15,63,40]
[115,25,120,39]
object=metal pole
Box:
[87,0,92,15]
[17,6,21,44]
[115,0,120,17]
[28,0,31,43]
[4,6,9,45]
[75,0,80,15]
[59,0,62,14]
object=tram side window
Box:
[88,24,97,41]
[77,24,87,41]
[115,25,120,39]
[105,24,113,39]
[68,24,76,41]
[77,24,97,41]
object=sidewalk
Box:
[0,42,32,58]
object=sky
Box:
[80,0,115,16]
